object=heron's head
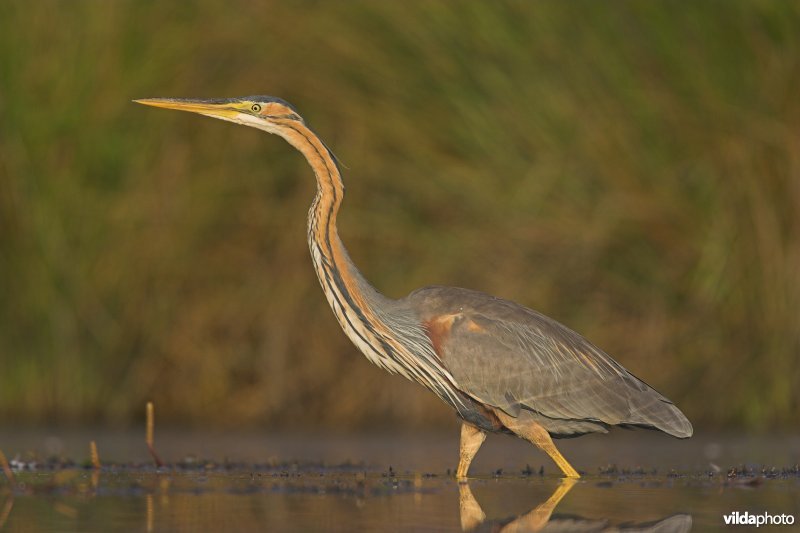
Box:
[134,95,303,136]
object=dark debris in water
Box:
[725,463,800,480]
[0,456,449,499]
[520,464,545,477]
[598,464,659,477]
[2,453,799,500]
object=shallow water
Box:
[0,429,798,531]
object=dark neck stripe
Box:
[292,123,398,365]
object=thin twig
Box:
[0,449,15,490]
[89,440,101,491]
[146,401,165,467]
[90,440,101,469]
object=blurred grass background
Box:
[0,1,798,431]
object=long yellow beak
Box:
[134,98,241,120]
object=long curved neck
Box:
[277,121,405,369]
[276,119,469,412]
[279,121,383,300]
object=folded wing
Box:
[408,286,692,438]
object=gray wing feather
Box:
[407,286,692,438]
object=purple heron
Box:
[135,96,692,478]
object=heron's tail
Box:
[628,396,693,438]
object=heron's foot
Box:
[455,458,474,480]
[543,447,580,478]
[557,459,581,479]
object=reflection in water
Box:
[1,468,705,532]
[459,480,692,532]
[0,495,13,529]
[146,493,154,533]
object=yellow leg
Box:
[494,411,580,479]
[456,423,486,479]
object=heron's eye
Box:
[251,103,262,113]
